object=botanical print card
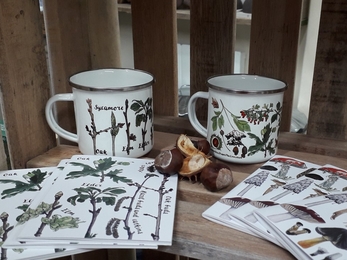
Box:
[254,192,347,260]
[16,155,178,247]
[202,155,319,239]
[0,165,87,259]
[230,164,347,245]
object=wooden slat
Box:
[0,0,56,169]
[190,0,236,120]
[158,201,294,260]
[131,0,178,116]
[249,0,302,132]
[0,133,8,170]
[307,0,347,140]
[43,0,121,143]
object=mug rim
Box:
[69,68,154,92]
[207,74,287,94]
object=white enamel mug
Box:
[46,68,154,157]
[188,74,287,164]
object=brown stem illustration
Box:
[86,99,111,154]
[84,196,101,238]
[150,175,171,240]
[122,176,155,239]
[331,208,347,220]
[34,191,63,237]
[1,213,14,260]
[123,99,135,155]
[111,112,117,156]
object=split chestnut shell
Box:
[179,153,211,177]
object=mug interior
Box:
[207,74,287,94]
[69,68,154,91]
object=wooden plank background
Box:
[190,0,236,121]
[43,0,121,144]
[0,0,56,168]
[307,0,347,140]
[131,0,178,117]
[248,0,303,132]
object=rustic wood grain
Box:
[0,0,56,168]
[43,0,121,144]
[131,0,178,117]
[0,134,8,170]
[190,0,236,120]
[158,201,295,260]
[249,0,302,132]
[307,0,347,140]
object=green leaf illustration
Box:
[130,100,144,112]
[105,169,132,183]
[135,114,146,127]
[0,170,49,198]
[102,196,116,206]
[234,118,251,132]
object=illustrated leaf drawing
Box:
[135,114,145,127]
[131,98,153,150]
[105,169,132,183]
[102,196,116,206]
[66,163,100,179]
[102,187,128,197]
[41,215,83,231]
[15,204,30,222]
[130,100,143,113]
[94,158,117,171]
[234,118,251,132]
[67,157,123,182]
[23,169,49,186]
[271,113,278,124]
[248,123,274,157]
[0,169,49,199]
[67,186,126,238]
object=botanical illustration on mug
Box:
[85,97,153,156]
[209,97,283,160]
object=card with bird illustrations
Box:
[0,163,89,259]
[229,164,347,245]
[15,155,178,247]
[254,191,347,260]
[202,155,320,240]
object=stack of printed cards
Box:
[0,155,178,259]
[203,155,347,259]
[0,161,89,259]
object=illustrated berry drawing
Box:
[209,97,283,160]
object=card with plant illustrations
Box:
[16,155,178,247]
[0,164,88,259]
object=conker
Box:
[200,163,233,192]
[179,153,211,178]
[154,148,184,175]
[192,139,210,155]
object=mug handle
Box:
[45,93,78,143]
[188,91,209,137]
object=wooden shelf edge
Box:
[117,3,252,25]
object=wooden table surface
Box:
[27,131,347,260]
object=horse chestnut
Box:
[154,148,184,175]
[200,163,233,192]
[191,139,210,155]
